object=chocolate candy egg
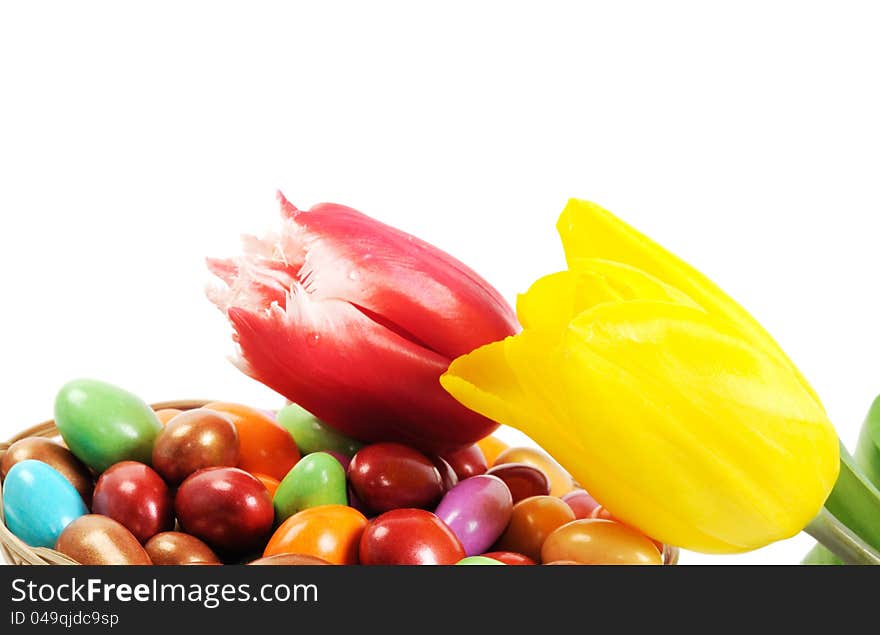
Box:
[55,515,152,565]
[348,443,444,513]
[248,554,332,565]
[541,519,663,565]
[1,437,94,506]
[175,467,274,554]
[486,462,551,504]
[151,408,240,485]
[273,452,348,522]
[493,447,574,497]
[264,505,368,565]
[92,461,174,543]
[2,460,88,547]
[440,444,488,480]
[145,531,221,565]
[494,495,575,562]
[277,402,363,456]
[432,456,459,492]
[562,489,601,519]
[54,378,163,472]
[481,551,536,565]
[359,508,466,565]
[456,556,506,565]
[434,475,512,556]
[203,402,300,481]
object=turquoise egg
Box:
[2,460,88,547]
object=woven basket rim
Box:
[0,399,212,565]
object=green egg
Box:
[273,452,348,522]
[54,378,162,473]
[276,402,363,456]
[455,556,506,565]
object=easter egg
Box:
[264,505,368,565]
[151,408,240,485]
[55,515,152,565]
[248,554,332,565]
[2,460,88,547]
[486,463,551,504]
[440,444,488,480]
[541,519,663,565]
[203,402,300,481]
[54,378,163,473]
[145,531,221,565]
[494,495,576,562]
[1,437,94,506]
[432,456,459,492]
[434,475,512,556]
[273,452,348,522]
[359,508,466,565]
[277,403,363,456]
[481,551,536,565]
[175,467,274,554]
[92,461,174,543]
[493,447,574,497]
[456,556,506,565]
[562,489,601,519]
[348,443,443,513]
[476,435,509,466]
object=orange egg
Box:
[203,401,300,481]
[476,435,509,467]
[590,505,665,554]
[263,505,367,565]
[541,519,662,565]
[154,408,183,425]
[493,447,574,497]
[494,495,575,562]
[252,472,281,498]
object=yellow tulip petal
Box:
[556,300,839,552]
[556,199,822,406]
[516,258,699,336]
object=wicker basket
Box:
[0,400,210,565]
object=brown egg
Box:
[1,437,94,506]
[55,515,152,565]
[247,554,332,565]
[144,531,222,565]
[151,409,240,485]
[493,447,574,497]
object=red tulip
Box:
[207,193,518,454]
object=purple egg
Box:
[434,475,513,556]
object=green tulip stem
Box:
[804,507,880,565]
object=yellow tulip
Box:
[441,199,839,553]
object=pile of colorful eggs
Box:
[0,378,676,565]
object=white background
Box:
[1,2,878,565]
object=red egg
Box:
[485,463,551,504]
[431,456,459,492]
[175,467,274,554]
[440,444,488,480]
[481,551,536,565]
[359,508,465,565]
[92,461,174,543]
[348,443,444,514]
